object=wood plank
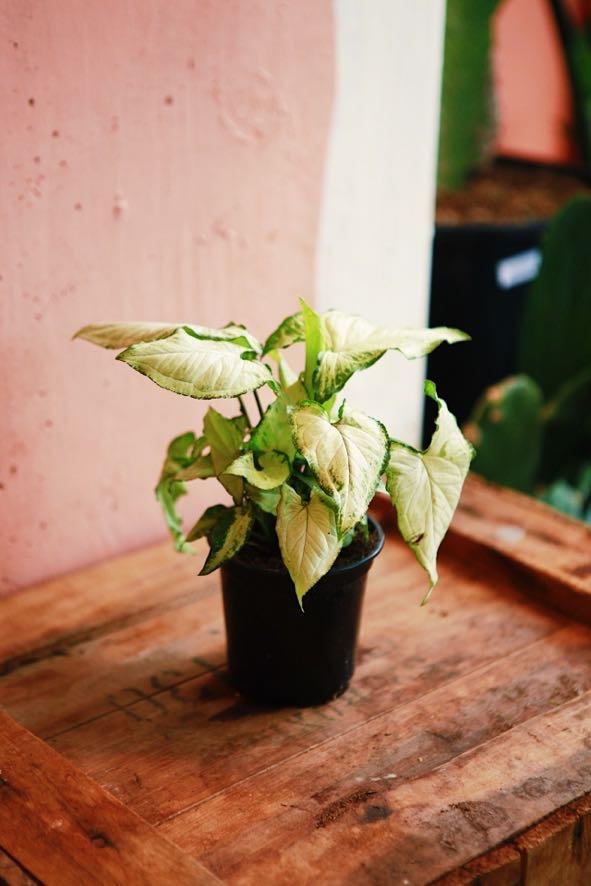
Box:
[516,793,591,885]
[0,593,225,738]
[452,475,591,623]
[0,847,39,885]
[187,689,591,884]
[0,711,218,885]
[153,624,591,875]
[0,539,213,676]
[432,844,522,885]
[42,546,563,825]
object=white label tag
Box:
[496,248,542,290]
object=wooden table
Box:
[1,475,591,885]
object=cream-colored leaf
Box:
[385,381,474,599]
[116,328,273,399]
[276,486,341,606]
[74,322,183,349]
[313,310,469,401]
[74,321,261,352]
[225,451,290,490]
[291,404,388,533]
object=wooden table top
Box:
[1,475,591,885]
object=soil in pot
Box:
[220,518,385,708]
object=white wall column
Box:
[316,0,446,445]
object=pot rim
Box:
[229,514,385,576]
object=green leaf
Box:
[156,478,192,553]
[246,484,281,515]
[225,451,290,490]
[301,299,325,397]
[186,504,230,542]
[171,434,215,481]
[314,310,469,402]
[74,320,261,352]
[467,375,544,493]
[263,312,305,354]
[116,328,274,399]
[199,505,254,575]
[386,381,473,600]
[276,485,341,606]
[291,403,389,533]
[155,432,199,553]
[203,408,246,503]
[249,395,296,461]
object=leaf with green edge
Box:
[386,381,473,601]
[263,311,305,354]
[203,407,247,503]
[176,452,215,481]
[199,505,254,575]
[155,478,193,553]
[246,483,281,515]
[155,431,200,553]
[160,431,197,477]
[300,299,325,397]
[291,403,389,533]
[171,434,215,481]
[249,395,295,460]
[276,485,341,607]
[314,311,470,402]
[226,450,290,490]
[74,321,261,352]
[116,328,275,400]
[186,504,230,542]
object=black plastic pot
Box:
[220,517,385,707]
[424,219,547,443]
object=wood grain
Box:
[0,711,218,885]
[452,475,591,623]
[1,476,591,882]
[0,847,39,885]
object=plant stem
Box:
[237,396,252,428]
[253,389,265,421]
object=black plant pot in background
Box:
[220,517,385,707]
[424,220,546,444]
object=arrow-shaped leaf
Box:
[291,403,389,533]
[385,381,474,600]
[199,505,254,575]
[225,451,290,490]
[116,327,274,399]
[276,485,341,606]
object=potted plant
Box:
[74,301,473,706]
[466,196,591,523]
[429,0,591,433]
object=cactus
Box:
[467,376,544,493]
[467,197,591,515]
[549,0,591,182]
[437,0,501,191]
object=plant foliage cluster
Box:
[75,302,473,606]
[468,197,591,523]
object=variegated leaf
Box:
[276,485,341,606]
[385,381,474,600]
[291,403,388,533]
[117,328,274,399]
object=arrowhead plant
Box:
[75,301,473,606]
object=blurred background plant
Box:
[466,197,591,523]
[429,0,591,523]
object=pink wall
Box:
[0,0,334,593]
[494,0,581,166]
